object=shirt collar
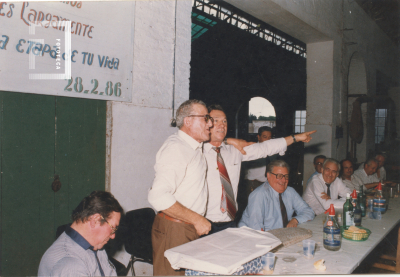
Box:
[178,130,203,150]
[264,181,284,197]
[65,225,92,250]
[204,141,227,152]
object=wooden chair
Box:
[372,227,400,273]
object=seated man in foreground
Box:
[239,160,315,231]
[303,158,351,215]
[38,191,123,276]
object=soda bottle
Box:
[323,204,341,251]
[351,189,357,208]
[373,182,387,214]
[343,193,354,229]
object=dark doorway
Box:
[190,1,307,202]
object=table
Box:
[185,197,400,275]
[272,197,400,275]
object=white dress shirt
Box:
[302,173,351,215]
[353,167,380,191]
[342,175,364,192]
[204,138,287,222]
[148,130,208,215]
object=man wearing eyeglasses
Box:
[205,105,316,234]
[38,191,123,276]
[303,158,351,215]
[305,155,326,187]
[238,160,314,231]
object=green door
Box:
[0,91,107,276]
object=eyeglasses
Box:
[315,162,323,166]
[187,114,214,123]
[270,172,290,180]
[100,215,118,234]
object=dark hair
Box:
[266,160,290,174]
[175,99,207,129]
[313,155,326,164]
[339,159,353,179]
[208,104,225,113]
[258,126,272,136]
[72,191,123,223]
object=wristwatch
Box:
[292,134,296,143]
[223,138,228,144]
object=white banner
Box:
[0,1,134,102]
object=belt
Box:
[157,212,191,225]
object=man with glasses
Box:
[205,105,316,234]
[38,191,123,276]
[238,160,314,231]
[303,158,351,215]
[305,155,326,187]
[148,99,250,276]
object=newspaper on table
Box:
[164,226,282,275]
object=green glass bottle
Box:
[343,193,353,229]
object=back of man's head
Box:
[175,99,206,129]
[72,191,123,223]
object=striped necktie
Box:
[279,193,289,227]
[213,147,236,220]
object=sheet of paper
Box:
[164,226,282,275]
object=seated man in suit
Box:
[239,160,315,231]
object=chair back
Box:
[122,208,156,262]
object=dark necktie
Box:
[326,183,331,197]
[90,248,105,276]
[279,193,289,227]
[213,147,237,220]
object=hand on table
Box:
[321,192,331,200]
[286,218,298,228]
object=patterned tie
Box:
[279,193,289,227]
[213,147,236,220]
[326,183,331,197]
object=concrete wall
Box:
[108,1,192,274]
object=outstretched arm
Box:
[225,138,255,155]
[285,130,316,146]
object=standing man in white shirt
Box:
[243,126,276,193]
[148,99,213,276]
[204,104,316,233]
[148,100,252,276]
[303,158,351,215]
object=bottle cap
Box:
[351,189,357,199]
[346,192,351,199]
[324,204,335,216]
[377,182,383,191]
